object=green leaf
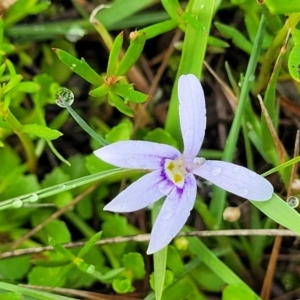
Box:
[222,284,258,300]
[41,40,75,84]
[108,91,134,117]
[0,256,30,281]
[152,200,167,300]
[115,31,146,76]
[252,193,300,235]
[48,236,75,259]
[107,32,124,75]
[144,128,178,148]
[214,22,253,54]
[22,124,62,140]
[0,280,73,300]
[53,48,103,86]
[112,278,133,294]
[28,265,67,287]
[14,81,40,93]
[111,83,148,103]
[288,29,300,82]
[0,292,23,300]
[264,0,300,13]
[2,75,22,94]
[122,252,146,280]
[105,121,132,143]
[94,268,125,283]
[90,83,110,97]
[31,258,71,268]
[78,231,103,258]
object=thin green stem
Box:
[1,106,36,172]
[209,15,266,225]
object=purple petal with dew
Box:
[94,141,180,170]
[178,74,206,160]
[193,160,273,201]
[104,170,174,213]
[147,174,197,254]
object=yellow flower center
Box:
[164,158,186,188]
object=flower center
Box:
[164,158,186,188]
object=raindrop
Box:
[86,264,95,273]
[12,199,22,208]
[232,165,241,173]
[55,88,74,108]
[211,167,221,176]
[58,184,66,190]
[193,157,206,167]
[184,129,193,137]
[65,26,86,42]
[27,194,38,202]
[161,212,173,220]
[248,171,257,178]
[126,158,139,168]
[238,188,248,197]
[200,4,205,8]
[71,63,76,68]
[249,75,255,82]
[287,196,299,208]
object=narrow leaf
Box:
[214,22,253,54]
[53,48,103,86]
[252,193,300,234]
[111,83,148,103]
[115,31,146,76]
[107,32,124,75]
[23,124,62,140]
[77,231,103,258]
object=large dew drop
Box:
[55,88,74,108]
[211,167,221,176]
[287,196,299,208]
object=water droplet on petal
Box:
[158,181,167,194]
[184,129,193,137]
[232,165,241,173]
[161,212,173,220]
[248,171,257,178]
[126,158,139,168]
[238,188,248,197]
[55,88,74,107]
[193,157,206,167]
[211,167,221,176]
[287,196,299,208]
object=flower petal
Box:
[147,174,197,254]
[94,141,180,170]
[193,160,273,201]
[178,74,206,159]
[104,170,173,212]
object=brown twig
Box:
[10,184,98,250]
[2,229,298,259]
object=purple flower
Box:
[94,74,273,254]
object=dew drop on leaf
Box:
[287,196,299,208]
[55,88,74,108]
